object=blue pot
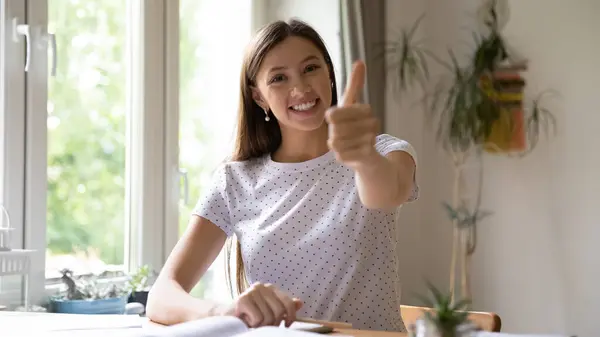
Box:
[51,295,128,314]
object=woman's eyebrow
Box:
[268,55,320,73]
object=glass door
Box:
[44,0,130,280]
[178,0,252,301]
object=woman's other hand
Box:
[221,282,303,328]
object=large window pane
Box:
[179,0,251,300]
[46,0,129,279]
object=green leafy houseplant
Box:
[410,283,474,337]
[127,264,155,293]
[126,264,156,310]
[383,0,558,302]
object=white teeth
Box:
[291,100,316,111]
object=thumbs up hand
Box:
[325,60,380,170]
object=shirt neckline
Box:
[264,150,336,172]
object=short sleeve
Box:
[191,164,234,236]
[375,133,420,202]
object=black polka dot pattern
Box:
[193,134,419,332]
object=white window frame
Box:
[0,0,182,306]
[1,0,269,308]
[126,0,178,277]
[0,0,27,307]
[24,0,49,306]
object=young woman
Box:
[146,19,419,332]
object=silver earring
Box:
[264,108,270,122]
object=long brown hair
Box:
[224,19,339,297]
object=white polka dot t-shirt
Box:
[192,133,419,332]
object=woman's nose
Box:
[290,78,311,96]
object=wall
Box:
[386,1,600,336]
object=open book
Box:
[137,316,334,337]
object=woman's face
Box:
[252,36,333,132]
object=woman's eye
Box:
[305,64,320,72]
[269,74,285,83]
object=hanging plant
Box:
[384,2,556,155]
[382,0,557,302]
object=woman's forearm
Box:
[146,278,229,325]
[354,151,414,210]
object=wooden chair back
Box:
[400,304,502,332]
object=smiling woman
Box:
[146,19,419,332]
[253,45,332,133]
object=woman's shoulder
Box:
[212,155,268,182]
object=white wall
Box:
[386,1,600,336]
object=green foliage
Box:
[416,282,472,337]
[442,202,493,229]
[46,0,207,262]
[127,265,156,292]
[45,0,221,300]
[378,14,431,95]
[384,3,557,155]
[47,0,128,265]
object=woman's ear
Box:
[251,86,268,111]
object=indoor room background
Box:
[258,1,600,336]
[0,1,598,336]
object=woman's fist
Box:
[221,282,303,328]
[326,60,380,169]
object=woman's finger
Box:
[250,289,275,326]
[273,289,300,327]
[260,284,287,325]
[236,294,263,328]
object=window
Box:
[45,0,129,280]
[1,0,340,308]
[0,0,172,304]
[178,0,252,301]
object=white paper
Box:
[137,316,249,337]
[10,330,143,337]
[0,312,144,332]
[237,326,333,336]
[2,312,334,337]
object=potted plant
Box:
[383,0,557,302]
[49,268,129,314]
[126,264,156,310]
[409,283,476,337]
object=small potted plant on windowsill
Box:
[126,264,156,312]
[49,268,129,314]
